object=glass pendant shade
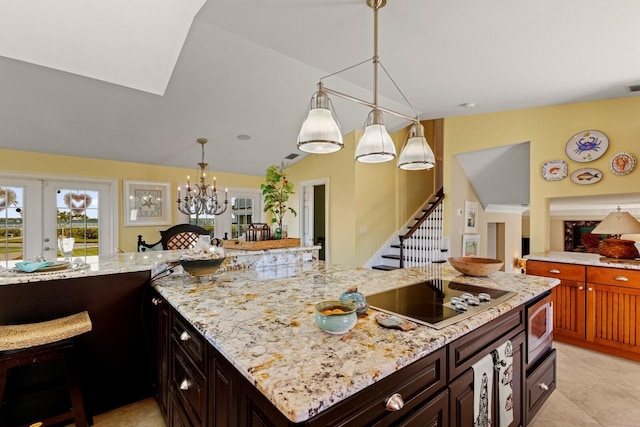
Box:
[297,90,344,154]
[397,122,435,170]
[355,109,396,163]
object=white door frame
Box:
[298,178,329,263]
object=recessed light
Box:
[236,134,251,141]
[461,102,476,109]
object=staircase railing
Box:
[398,188,445,268]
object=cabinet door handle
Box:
[180,331,191,341]
[578,286,584,290]
[588,287,593,292]
[539,383,549,391]
[151,297,162,305]
[180,379,190,390]
[614,275,629,282]
[385,393,404,411]
[549,269,561,274]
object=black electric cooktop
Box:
[366,279,515,329]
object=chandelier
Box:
[296,0,435,170]
[176,138,228,216]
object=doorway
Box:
[299,178,329,261]
[487,222,506,270]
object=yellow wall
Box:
[0,148,263,252]
[289,121,436,266]
[444,96,640,254]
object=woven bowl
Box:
[179,257,225,277]
[448,257,504,276]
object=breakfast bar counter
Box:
[151,261,559,425]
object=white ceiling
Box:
[1,0,640,179]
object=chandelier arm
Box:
[378,61,418,118]
[319,57,373,82]
[322,85,418,124]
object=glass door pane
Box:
[0,185,24,264]
[56,189,100,259]
[231,196,254,239]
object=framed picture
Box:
[123,180,172,226]
[464,200,478,234]
[462,235,480,257]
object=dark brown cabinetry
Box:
[151,289,546,426]
[527,260,640,361]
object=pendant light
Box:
[296,0,435,170]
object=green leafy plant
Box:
[260,163,297,238]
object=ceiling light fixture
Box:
[176,138,228,216]
[296,0,435,170]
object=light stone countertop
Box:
[526,251,640,270]
[152,261,559,423]
[0,246,319,285]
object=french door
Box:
[0,175,117,267]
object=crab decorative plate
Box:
[570,168,603,185]
[609,152,637,176]
[565,130,608,163]
[541,159,568,181]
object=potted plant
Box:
[261,163,297,239]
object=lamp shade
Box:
[397,122,435,170]
[355,109,396,163]
[297,89,344,154]
[591,208,640,236]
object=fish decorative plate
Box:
[609,152,637,176]
[570,168,603,185]
[541,159,568,181]
[565,130,608,163]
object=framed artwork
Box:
[123,180,172,226]
[462,235,480,257]
[464,200,478,234]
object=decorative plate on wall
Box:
[565,130,608,162]
[609,152,637,176]
[570,168,603,185]
[541,159,568,181]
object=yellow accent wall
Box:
[0,148,263,252]
[444,96,640,255]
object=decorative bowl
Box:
[179,257,226,277]
[448,257,504,277]
[339,287,369,315]
[314,300,358,334]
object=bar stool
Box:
[0,311,92,427]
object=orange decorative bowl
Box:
[448,257,504,276]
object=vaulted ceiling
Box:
[1,0,640,177]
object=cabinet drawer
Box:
[172,313,206,372]
[587,266,640,288]
[307,347,447,427]
[526,260,585,282]
[172,348,207,426]
[525,348,556,424]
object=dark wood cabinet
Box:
[448,330,525,427]
[524,348,556,423]
[209,352,238,427]
[150,291,171,420]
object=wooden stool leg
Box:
[64,347,90,427]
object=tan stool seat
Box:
[0,311,93,426]
[0,311,92,352]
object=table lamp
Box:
[591,207,640,259]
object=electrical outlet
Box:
[457,208,463,216]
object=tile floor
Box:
[80,341,640,426]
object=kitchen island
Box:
[150,261,559,426]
